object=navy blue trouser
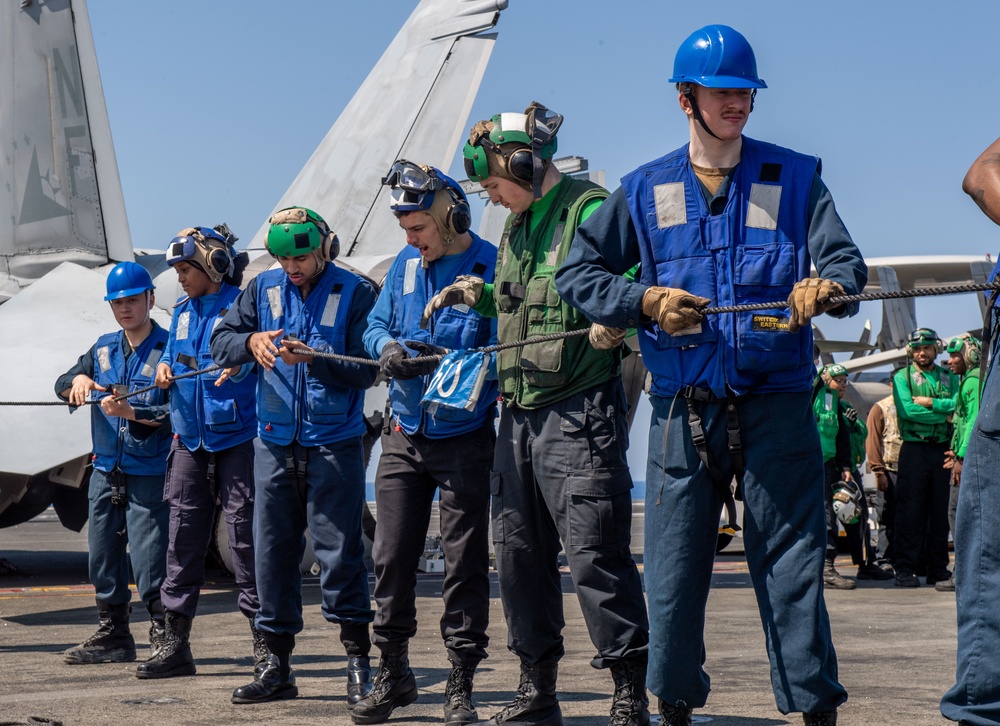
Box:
[645,390,846,715]
[491,377,649,669]
[941,345,1000,725]
[253,437,373,642]
[88,469,169,613]
[372,420,493,666]
[160,437,259,619]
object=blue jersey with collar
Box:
[166,284,257,452]
[369,234,498,437]
[622,137,818,397]
[90,324,171,474]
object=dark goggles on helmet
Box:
[907,328,939,346]
[525,101,563,149]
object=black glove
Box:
[379,340,444,380]
[378,341,410,379]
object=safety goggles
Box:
[525,101,563,149]
[907,328,939,346]
[382,160,444,193]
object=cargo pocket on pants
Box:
[566,468,633,547]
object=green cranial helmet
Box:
[906,327,942,354]
[823,363,848,379]
[265,207,338,260]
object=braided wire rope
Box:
[4,280,996,406]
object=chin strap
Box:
[684,86,756,141]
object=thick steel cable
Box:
[6,281,997,406]
[702,280,1000,315]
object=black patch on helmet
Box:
[294,233,311,249]
[759,163,782,183]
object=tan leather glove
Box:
[787,278,845,333]
[588,324,627,350]
[641,287,710,335]
[420,275,485,328]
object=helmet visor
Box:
[389,185,433,213]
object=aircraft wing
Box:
[247,0,508,259]
[0,0,132,303]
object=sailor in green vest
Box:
[813,364,891,591]
[422,102,650,726]
[891,328,960,588]
[937,335,983,592]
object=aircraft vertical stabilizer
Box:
[248,0,508,258]
[0,0,132,303]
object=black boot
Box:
[349,648,419,724]
[250,619,269,679]
[609,660,650,726]
[341,620,373,706]
[64,601,136,664]
[147,598,165,660]
[490,661,562,725]
[658,701,693,726]
[443,660,478,725]
[232,633,297,704]
[347,655,374,707]
[135,610,196,679]
[803,712,837,725]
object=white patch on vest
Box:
[453,303,470,314]
[97,346,111,373]
[141,348,160,378]
[321,294,341,327]
[404,257,419,295]
[654,182,687,229]
[546,224,564,267]
[176,311,190,340]
[669,323,702,336]
[825,391,834,411]
[746,183,781,230]
[266,286,283,320]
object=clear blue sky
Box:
[86,0,1000,475]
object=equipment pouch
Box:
[108,469,127,507]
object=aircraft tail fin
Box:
[0,0,132,302]
[247,0,508,257]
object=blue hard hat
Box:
[669,24,767,89]
[104,261,154,301]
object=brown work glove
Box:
[588,324,627,350]
[420,275,485,328]
[641,287,710,335]
[787,278,845,333]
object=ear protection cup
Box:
[968,345,981,366]
[207,247,234,280]
[320,230,340,261]
[444,187,472,236]
[505,147,534,183]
